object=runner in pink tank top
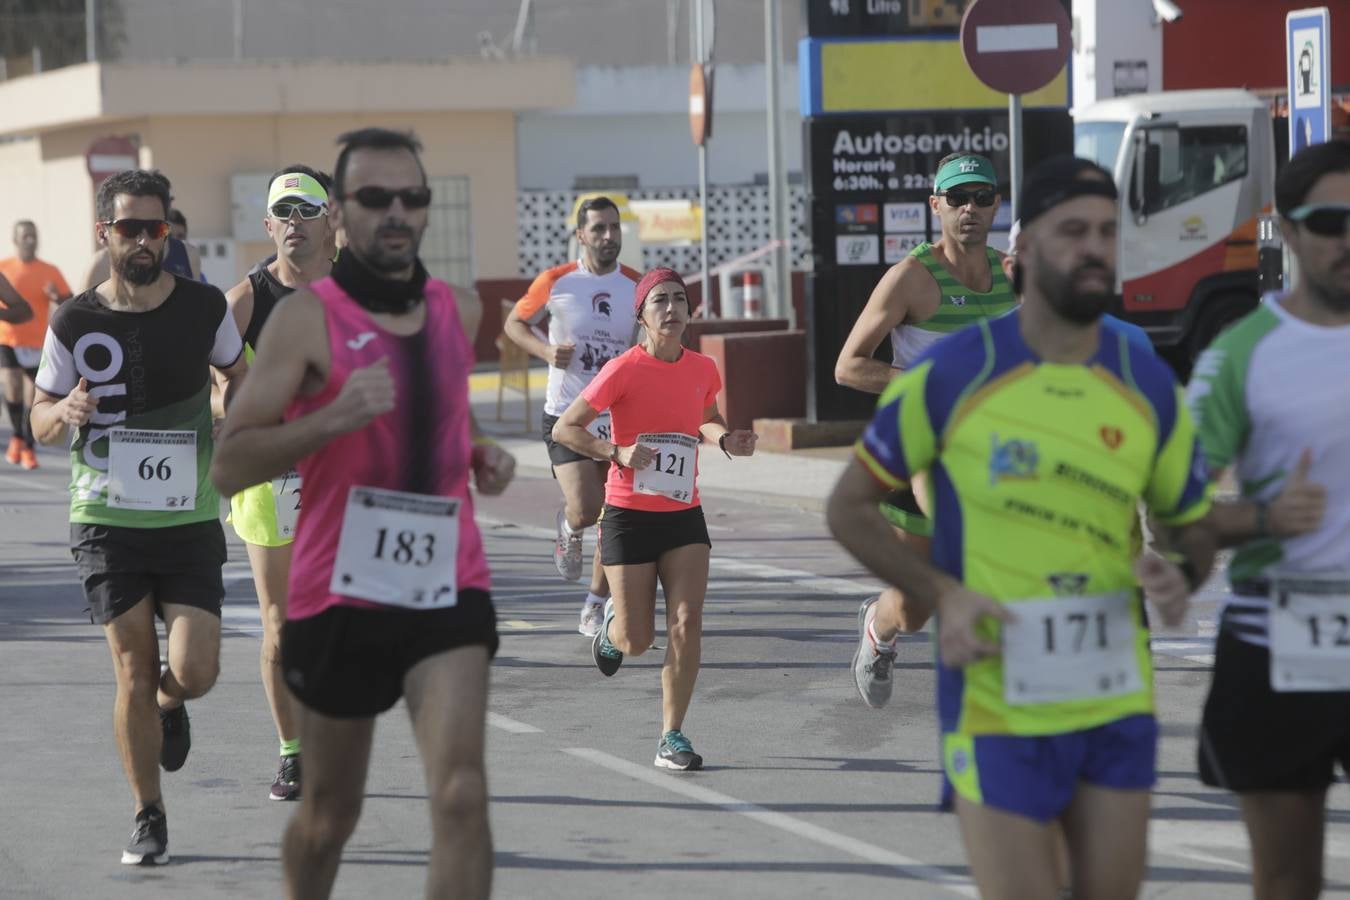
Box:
[211,128,514,900]
[283,274,491,620]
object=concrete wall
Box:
[1071,0,1164,111]
[517,64,801,190]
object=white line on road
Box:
[488,712,543,734]
[564,746,978,897]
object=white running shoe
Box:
[553,507,584,582]
[578,601,604,637]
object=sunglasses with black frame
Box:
[101,218,172,240]
[340,186,433,210]
[937,188,998,209]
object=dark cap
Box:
[1019,155,1118,228]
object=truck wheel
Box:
[1187,292,1257,365]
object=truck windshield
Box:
[1074,122,1127,174]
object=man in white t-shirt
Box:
[1187,139,1350,900]
[505,196,640,635]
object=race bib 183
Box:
[329,486,460,610]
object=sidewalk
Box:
[470,377,851,512]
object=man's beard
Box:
[116,249,163,286]
[358,223,423,274]
[1307,255,1350,312]
[1034,251,1115,325]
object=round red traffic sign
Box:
[960,0,1070,96]
[86,135,139,183]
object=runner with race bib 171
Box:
[552,267,757,772]
[504,196,640,636]
[827,156,1217,899]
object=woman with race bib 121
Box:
[552,267,756,771]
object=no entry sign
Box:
[960,0,1071,96]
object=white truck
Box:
[1073,89,1281,368]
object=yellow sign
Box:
[820,39,1067,113]
[630,199,703,244]
[910,0,969,28]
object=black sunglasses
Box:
[102,218,172,240]
[270,201,327,220]
[1289,203,1350,238]
[341,186,433,210]
[940,188,998,209]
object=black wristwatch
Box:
[718,432,733,460]
[609,443,623,466]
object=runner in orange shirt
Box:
[0,220,72,468]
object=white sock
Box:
[868,617,896,651]
[584,592,605,608]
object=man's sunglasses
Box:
[101,218,171,240]
[270,201,327,220]
[341,186,433,210]
[939,188,998,209]
[1288,203,1350,237]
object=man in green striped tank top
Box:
[835,152,1017,709]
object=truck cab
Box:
[1074,89,1277,367]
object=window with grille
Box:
[422,175,473,287]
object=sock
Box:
[868,617,896,651]
[20,403,34,448]
[584,592,605,608]
[3,400,21,438]
[280,738,301,757]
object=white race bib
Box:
[586,411,613,443]
[329,487,459,610]
[633,432,697,504]
[1001,592,1142,705]
[272,470,303,539]
[1269,573,1350,692]
[106,429,197,511]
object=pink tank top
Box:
[284,276,490,620]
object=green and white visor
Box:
[933,155,998,193]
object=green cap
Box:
[934,155,998,193]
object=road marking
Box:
[564,746,978,897]
[488,712,543,734]
[0,473,65,494]
[501,619,538,630]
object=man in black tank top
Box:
[221,164,335,804]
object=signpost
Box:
[959,0,1071,218]
[1286,7,1332,154]
[86,135,138,184]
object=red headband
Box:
[633,267,687,311]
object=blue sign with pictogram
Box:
[1286,7,1332,153]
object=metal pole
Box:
[86,0,96,63]
[1009,93,1023,221]
[695,0,711,315]
[234,0,244,61]
[765,0,792,326]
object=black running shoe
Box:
[121,806,169,866]
[655,730,703,771]
[160,704,190,772]
[270,754,301,802]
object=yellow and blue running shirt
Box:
[856,310,1211,737]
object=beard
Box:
[1307,256,1350,312]
[115,248,163,286]
[1033,250,1115,325]
[356,223,424,273]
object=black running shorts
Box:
[598,504,711,567]
[280,590,499,719]
[71,521,226,624]
[0,344,39,378]
[542,412,599,469]
[1199,627,1350,792]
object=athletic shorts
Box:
[280,590,499,719]
[1199,627,1350,792]
[0,344,40,376]
[229,479,294,548]
[70,520,226,625]
[880,488,931,538]
[541,412,598,469]
[598,504,710,566]
[941,714,1158,822]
